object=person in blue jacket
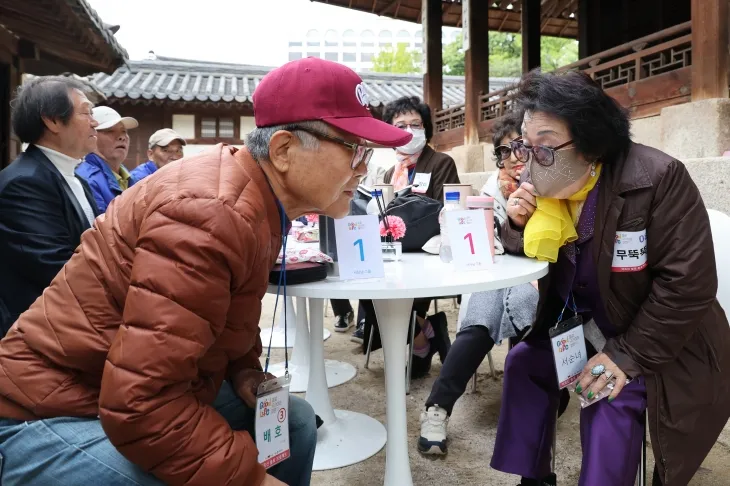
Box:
[76,106,138,213]
[130,128,186,181]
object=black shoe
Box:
[428,312,451,364]
[334,311,354,332]
[519,473,557,486]
[350,319,365,344]
[410,352,433,379]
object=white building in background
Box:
[288,25,461,73]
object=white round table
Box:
[266,297,357,393]
[267,252,548,483]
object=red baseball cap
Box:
[253,57,412,148]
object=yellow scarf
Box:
[524,164,602,263]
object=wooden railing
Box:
[434,21,693,133]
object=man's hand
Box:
[262,473,288,486]
[506,182,537,229]
[232,368,275,408]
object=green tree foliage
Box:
[442,33,578,77]
[371,43,421,74]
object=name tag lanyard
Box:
[548,291,588,389]
[256,200,292,469]
[264,200,290,378]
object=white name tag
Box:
[412,172,431,193]
[612,230,648,272]
[549,317,588,389]
[256,377,291,469]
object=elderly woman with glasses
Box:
[351,96,460,378]
[490,70,730,486]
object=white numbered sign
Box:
[445,210,493,272]
[334,215,385,280]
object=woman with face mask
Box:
[350,97,460,379]
[490,71,730,486]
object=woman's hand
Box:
[575,352,628,402]
[506,182,537,229]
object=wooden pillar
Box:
[422,0,442,111]
[577,0,592,59]
[463,0,489,145]
[521,0,541,73]
[691,0,728,101]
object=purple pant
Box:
[491,339,647,485]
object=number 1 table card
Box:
[445,209,493,272]
[334,215,385,280]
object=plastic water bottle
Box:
[439,191,461,262]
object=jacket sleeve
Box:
[603,161,717,377]
[431,154,460,203]
[0,176,76,288]
[99,198,267,486]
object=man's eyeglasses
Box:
[512,137,574,167]
[291,126,373,170]
[394,121,423,131]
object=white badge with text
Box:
[612,230,648,272]
[445,209,493,272]
[256,378,290,469]
[334,215,385,280]
[549,318,588,389]
[412,172,432,194]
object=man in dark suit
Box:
[0,76,100,335]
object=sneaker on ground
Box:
[417,405,448,455]
[350,319,365,344]
[334,311,354,332]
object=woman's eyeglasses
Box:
[394,122,423,130]
[512,137,574,167]
[291,126,373,170]
[494,138,524,168]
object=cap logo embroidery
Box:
[355,83,370,107]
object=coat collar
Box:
[607,142,654,195]
[234,147,285,240]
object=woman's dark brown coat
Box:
[502,142,730,485]
[383,145,460,202]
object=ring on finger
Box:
[512,197,521,206]
[603,370,614,381]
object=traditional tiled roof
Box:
[0,0,127,73]
[89,55,517,108]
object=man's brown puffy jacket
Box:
[0,145,282,485]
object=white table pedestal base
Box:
[268,360,356,393]
[373,298,415,486]
[313,409,387,471]
[305,299,386,470]
[267,297,354,392]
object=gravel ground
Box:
[260,295,730,486]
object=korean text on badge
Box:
[612,230,648,272]
[256,387,290,469]
[551,325,588,389]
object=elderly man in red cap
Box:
[0,58,411,486]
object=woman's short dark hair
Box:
[491,112,523,167]
[382,96,433,142]
[11,76,87,145]
[515,69,631,163]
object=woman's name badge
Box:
[255,375,291,469]
[612,230,648,272]
[412,172,431,193]
[549,315,588,389]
